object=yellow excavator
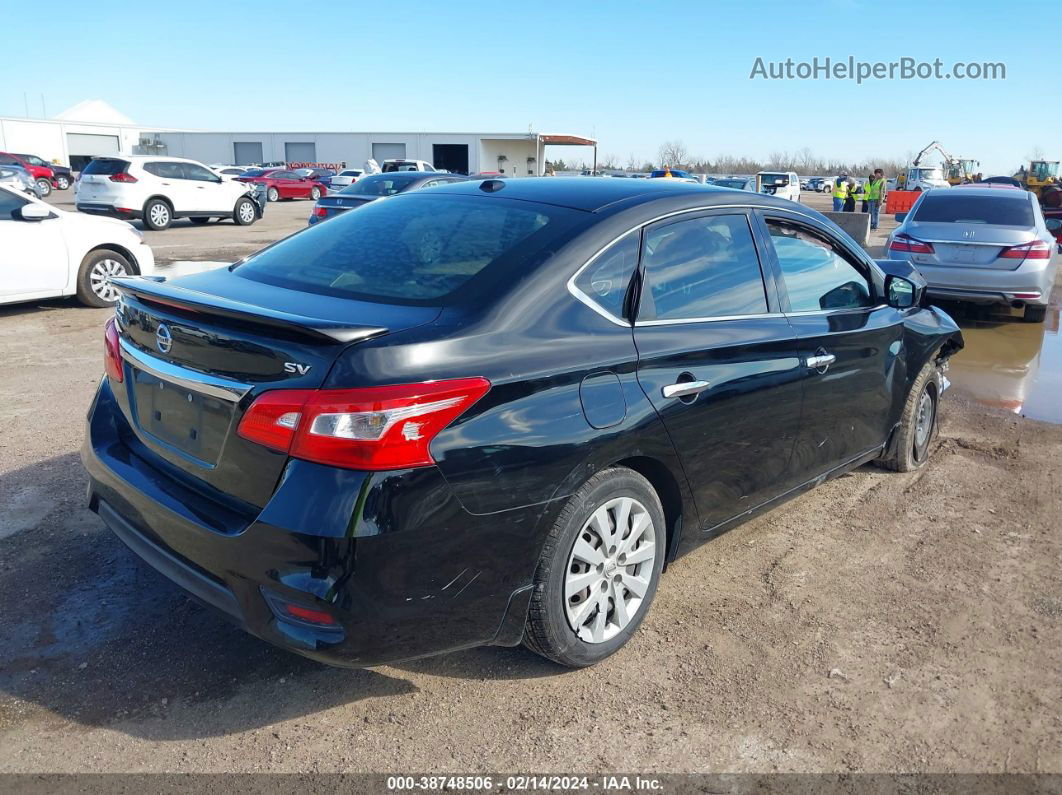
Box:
[1015,160,1062,207]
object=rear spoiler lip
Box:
[111,276,388,344]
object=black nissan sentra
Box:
[83,178,963,668]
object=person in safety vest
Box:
[843,179,857,212]
[832,174,848,212]
[865,168,887,230]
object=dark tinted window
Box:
[339,174,420,196]
[82,158,130,176]
[640,214,767,320]
[0,187,30,218]
[913,193,1034,226]
[574,231,639,319]
[144,161,183,179]
[15,154,45,166]
[236,194,580,304]
[767,220,873,312]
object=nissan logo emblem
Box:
[156,323,173,354]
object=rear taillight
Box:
[237,378,491,470]
[999,240,1052,260]
[313,206,328,217]
[104,317,123,382]
[889,234,934,254]
[109,172,138,183]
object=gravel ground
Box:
[0,189,1058,774]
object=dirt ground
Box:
[0,188,1059,774]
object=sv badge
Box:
[283,362,312,376]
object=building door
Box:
[432,144,469,174]
[233,142,264,166]
[285,142,316,164]
[372,143,406,163]
[66,133,121,172]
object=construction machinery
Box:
[897,140,976,190]
[1015,160,1062,207]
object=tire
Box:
[267,187,279,202]
[143,198,172,230]
[310,186,321,200]
[233,197,257,226]
[1023,305,1047,323]
[35,178,52,197]
[524,467,666,668]
[76,250,133,307]
[875,360,940,472]
[189,217,210,225]
[56,175,70,190]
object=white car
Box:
[381,159,437,172]
[75,155,261,230]
[328,169,365,190]
[0,184,155,307]
[210,165,249,179]
[755,171,801,202]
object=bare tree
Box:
[658,140,690,169]
[598,153,619,170]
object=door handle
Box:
[807,353,837,370]
[662,380,710,399]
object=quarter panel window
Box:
[766,220,873,312]
[640,214,768,320]
[574,231,639,320]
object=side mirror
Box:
[16,204,52,222]
[885,274,916,309]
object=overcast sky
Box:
[3,0,1057,174]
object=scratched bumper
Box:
[82,378,539,667]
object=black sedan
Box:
[307,171,466,225]
[83,178,963,669]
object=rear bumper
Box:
[77,203,141,221]
[898,257,1057,307]
[82,378,540,667]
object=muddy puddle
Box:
[943,302,1062,424]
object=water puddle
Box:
[944,303,1062,423]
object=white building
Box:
[0,101,597,176]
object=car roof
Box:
[954,183,1023,190]
[428,176,786,212]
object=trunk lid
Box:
[110,269,440,508]
[905,221,1037,270]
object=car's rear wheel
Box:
[524,468,665,667]
[310,186,321,200]
[1022,305,1047,323]
[233,197,257,226]
[143,198,172,230]
[55,175,70,190]
[76,249,132,307]
[267,187,279,202]
[189,217,210,225]
[875,360,940,472]
[35,178,52,197]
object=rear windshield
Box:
[339,170,362,177]
[913,194,1034,226]
[235,193,582,304]
[82,158,130,176]
[339,174,421,196]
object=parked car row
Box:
[0,151,59,196]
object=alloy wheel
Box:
[564,496,656,644]
[89,258,128,303]
[238,201,255,223]
[149,203,170,227]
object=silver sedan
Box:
[886,185,1057,323]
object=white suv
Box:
[75,155,261,230]
[0,184,154,307]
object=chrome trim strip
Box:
[784,304,888,317]
[916,238,1032,247]
[566,202,858,327]
[119,338,252,403]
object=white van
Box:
[756,171,800,202]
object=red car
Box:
[1043,208,1062,248]
[236,168,327,202]
[0,151,56,197]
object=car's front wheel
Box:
[524,468,665,667]
[875,360,940,472]
[1023,305,1047,323]
[55,175,70,190]
[35,178,52,197]
[233,197,257,226]
[76,249,132,307]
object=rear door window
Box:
[766,220,873,312]
[913,193,1034,226]
[144,162,184,179]
[638,213,768,320]
[235,193,581,304]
